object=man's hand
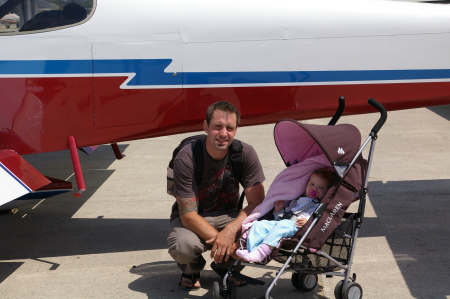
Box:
[206,183,265,264]
[207,228,236,264]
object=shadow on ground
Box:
[128,260,328,299]
[364,179,450,299]
[428,104,450,120]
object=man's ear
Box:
[203,120,208,133]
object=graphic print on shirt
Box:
[198,162,239,212]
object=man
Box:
[167,101,265,290]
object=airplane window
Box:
[0,0,94,34]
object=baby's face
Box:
[306,173,329,199]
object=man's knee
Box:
[168,237,192,259]
[167,227,205,262]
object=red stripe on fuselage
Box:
[1,76,449,154]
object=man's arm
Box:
[209,182,265,263]
[177,196,218,241]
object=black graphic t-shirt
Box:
[171,138,265,220]
[197,157,239,213]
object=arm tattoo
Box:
[176,197,198,216]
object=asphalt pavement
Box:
[0,105,449,299]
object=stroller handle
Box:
[368,98,387,134]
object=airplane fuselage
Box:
[1,0,450,155]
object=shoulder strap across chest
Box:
[191,138,243,185]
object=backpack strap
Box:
[229,140,245,209]
[229,139,243,182]
[191,138,205,185]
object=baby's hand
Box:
[295,218,308,228]
[274,200,284,213]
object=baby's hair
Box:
[312,168,339,188]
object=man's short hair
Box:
[205,101,241,127]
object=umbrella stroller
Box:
[212,97,387,299]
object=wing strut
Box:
[68,136,86,197]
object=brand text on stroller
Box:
[321,202,343,232]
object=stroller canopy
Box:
[274,118,367,250]
[274,119,362,178]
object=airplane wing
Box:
[0,149,51,206]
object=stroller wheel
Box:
[334,280,344,299]
[227,280,236,299]
[342,281,363,299]
[291,273,318,292]
[212,281,221,299]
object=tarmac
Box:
[0,105,449,299]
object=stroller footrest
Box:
[231,272,266,287]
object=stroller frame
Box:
[212,97,387,299]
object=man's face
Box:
[305,173,329,199]
[203,110,238,160]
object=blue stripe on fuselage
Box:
[0,162,32,192]
[186,69,450,85]
[1,59,450,86]
[0,60,93,75]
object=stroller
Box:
[212,97,387,299]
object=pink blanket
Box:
[242,154,331,231]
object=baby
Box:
[236,168,337,263]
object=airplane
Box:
[1,0,450,208]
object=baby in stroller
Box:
[236,168,337,263]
